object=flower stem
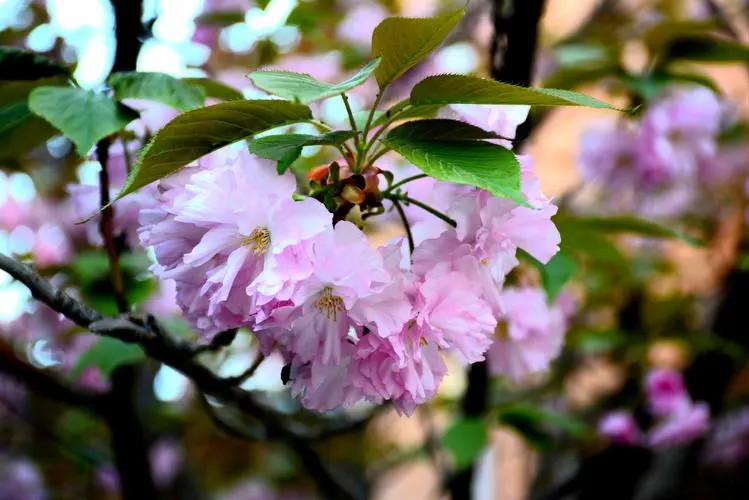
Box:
[387,193,457,228]
[384,174,428,193]
[391,197,415,254]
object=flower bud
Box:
[341,184,366,204]
[307,165,330,183]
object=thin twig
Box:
[391,198,415,254]
[95,139,129,314]
[223,351,266,386]
[384,174,429,194]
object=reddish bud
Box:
[307,165,330,183]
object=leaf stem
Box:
[391,198,415,254]
[363,91,384,140]
[387,192,457,228]
[384,173,428,193]
[341,93,358,134]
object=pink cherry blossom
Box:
[486,286,567,381]
[598,410,641,445]
[638,87,723,181]
[645,368,691,417]
[415,267,496,364]
[648,402,710,448]
[253,222,412,411]
[139,146,332,337]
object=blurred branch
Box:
[0,253,363,500]
[0,339,105,411]
[222,350,265,385]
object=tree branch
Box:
[0,254,362,500]
[0,340,104,411]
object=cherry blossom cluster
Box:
[138,106,567,413]
[598,368,710,448]
[578,87,745,219]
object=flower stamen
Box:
[495,320,509,340]
[315,286,345,321]
[241,226,271,255]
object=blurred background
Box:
[1,0,748,498]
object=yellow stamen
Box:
[241,226,271,255]
[495,320,509,340]
[315,286,345,321]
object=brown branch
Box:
[222,350,265,385]
[0,340,105,411]
[0,254,362,500]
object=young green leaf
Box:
[183,77,244,101]
[115,100,312,201]
[371,9,464,88]
[248,58,380,104]
[28,86,139,155]
[248,130,356,174]
[108,71,206,111]
[383,119,527,205]
[0,46,70,80]
[441,418,488,469]
[410,74,621,110]
[71,337,146,379]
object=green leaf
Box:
[0,46,69,80]
[68,251,156,315]
[248,58,380,104]
[248,130,356,174]
[371,9,464,88]
[196,10,245,26]
[498,403,589,451]
[441,418,487,469]
[544,62,621,90]
[666,35,749,63]
[618,70,721,101]
[540,251,578,301]
[71,337,146,379]
[28,86,138,155]
[410,74,621,110]
[372,100,442,127]
[183,78,244,101]
[556,219,628,267]
[383,119,527,205]
[115,100,312,200]
[108,71,206,111]
[567,215,703,246]
[643,20,716,54]
[0,79,65,159]
[572,330,628,354]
